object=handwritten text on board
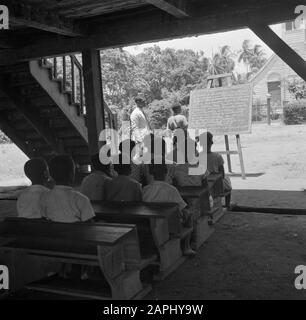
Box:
[189,83,253,135]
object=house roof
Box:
[249,54,279,85]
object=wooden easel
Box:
[207,73,246,179]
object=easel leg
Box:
[236,134,246,180]
[224,135,232,173]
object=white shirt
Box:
[17,185,49,219]
[143,180,186,211]
[80,171,111,201]
[173,163,208,187]
[41,185,95,223]
[105,176,142,202]
[130,107,150,143]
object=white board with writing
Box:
[189,83,253,135]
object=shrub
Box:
[283,100,306,125]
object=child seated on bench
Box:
[80,153,112,201]
[143,163,195,256]
[17,158,50,219]
[41,155,95,223]
[105,154,142,202]
[206,132,232,208]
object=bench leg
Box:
[0,249,61,295]
[97,245,143,300]
[194,216,215,250]
[153,238,184,281]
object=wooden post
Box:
[236,135,246,180]
[82,49,105,155]
[224,135,232,173]
[267,93,271,125]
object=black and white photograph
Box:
[0,0,306,309]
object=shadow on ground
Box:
[232,189,306,209]
[146,212,306,300]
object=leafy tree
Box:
[100,48,147,109]
[135,46,209,102]
[287,78,306,100]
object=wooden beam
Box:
[144,0,189,18]
[82,49,105,155]
[249,24,306,81]
[0,1,299,65]
[5,0,83,37]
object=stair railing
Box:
[41,54,117,131]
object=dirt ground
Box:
[213,122,306,191]
[147,212,306,300]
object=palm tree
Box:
[238,40,267,78]
[238,40,253,74]
[208,45,235,76]
[249,44,266,72]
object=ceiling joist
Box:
[6,1,83,37]
[144,0,189,18]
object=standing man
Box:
[130,94,151,144]
[167,102,188,133]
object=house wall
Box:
[253,26,306,108]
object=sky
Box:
[125,24,282,73]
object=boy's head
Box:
[207,132,213,152]
[114,154,131,176]
[24,158,49,185]
[49,155,75,186]
[149,163,168,181]
[91,153,110,175]
[171,102,182,115]
[135,94,146,109]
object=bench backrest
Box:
[92,201,182,234]
[0,217,135,256]
[207,173,224,197]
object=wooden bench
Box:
[175,174,227,248]
[92,201,193,280]
[0,218,151,300]
[177,185,214,249]
[207,173,228,223]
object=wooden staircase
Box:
[0,55,116,167]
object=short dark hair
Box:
[114,154,131,176]
[207,131,213,145]
[171,102,181,113]
[149,163,168,181]
[91,153,110,174]
[135,94,145,103]
[49,155,75,185]
[24,158,48,184]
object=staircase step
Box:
[0,63,28,73]
[55,128,83,139]
[20,87,46,98]
[30,96,55,107]
[23,131,46,140]
[62,137,85,147]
